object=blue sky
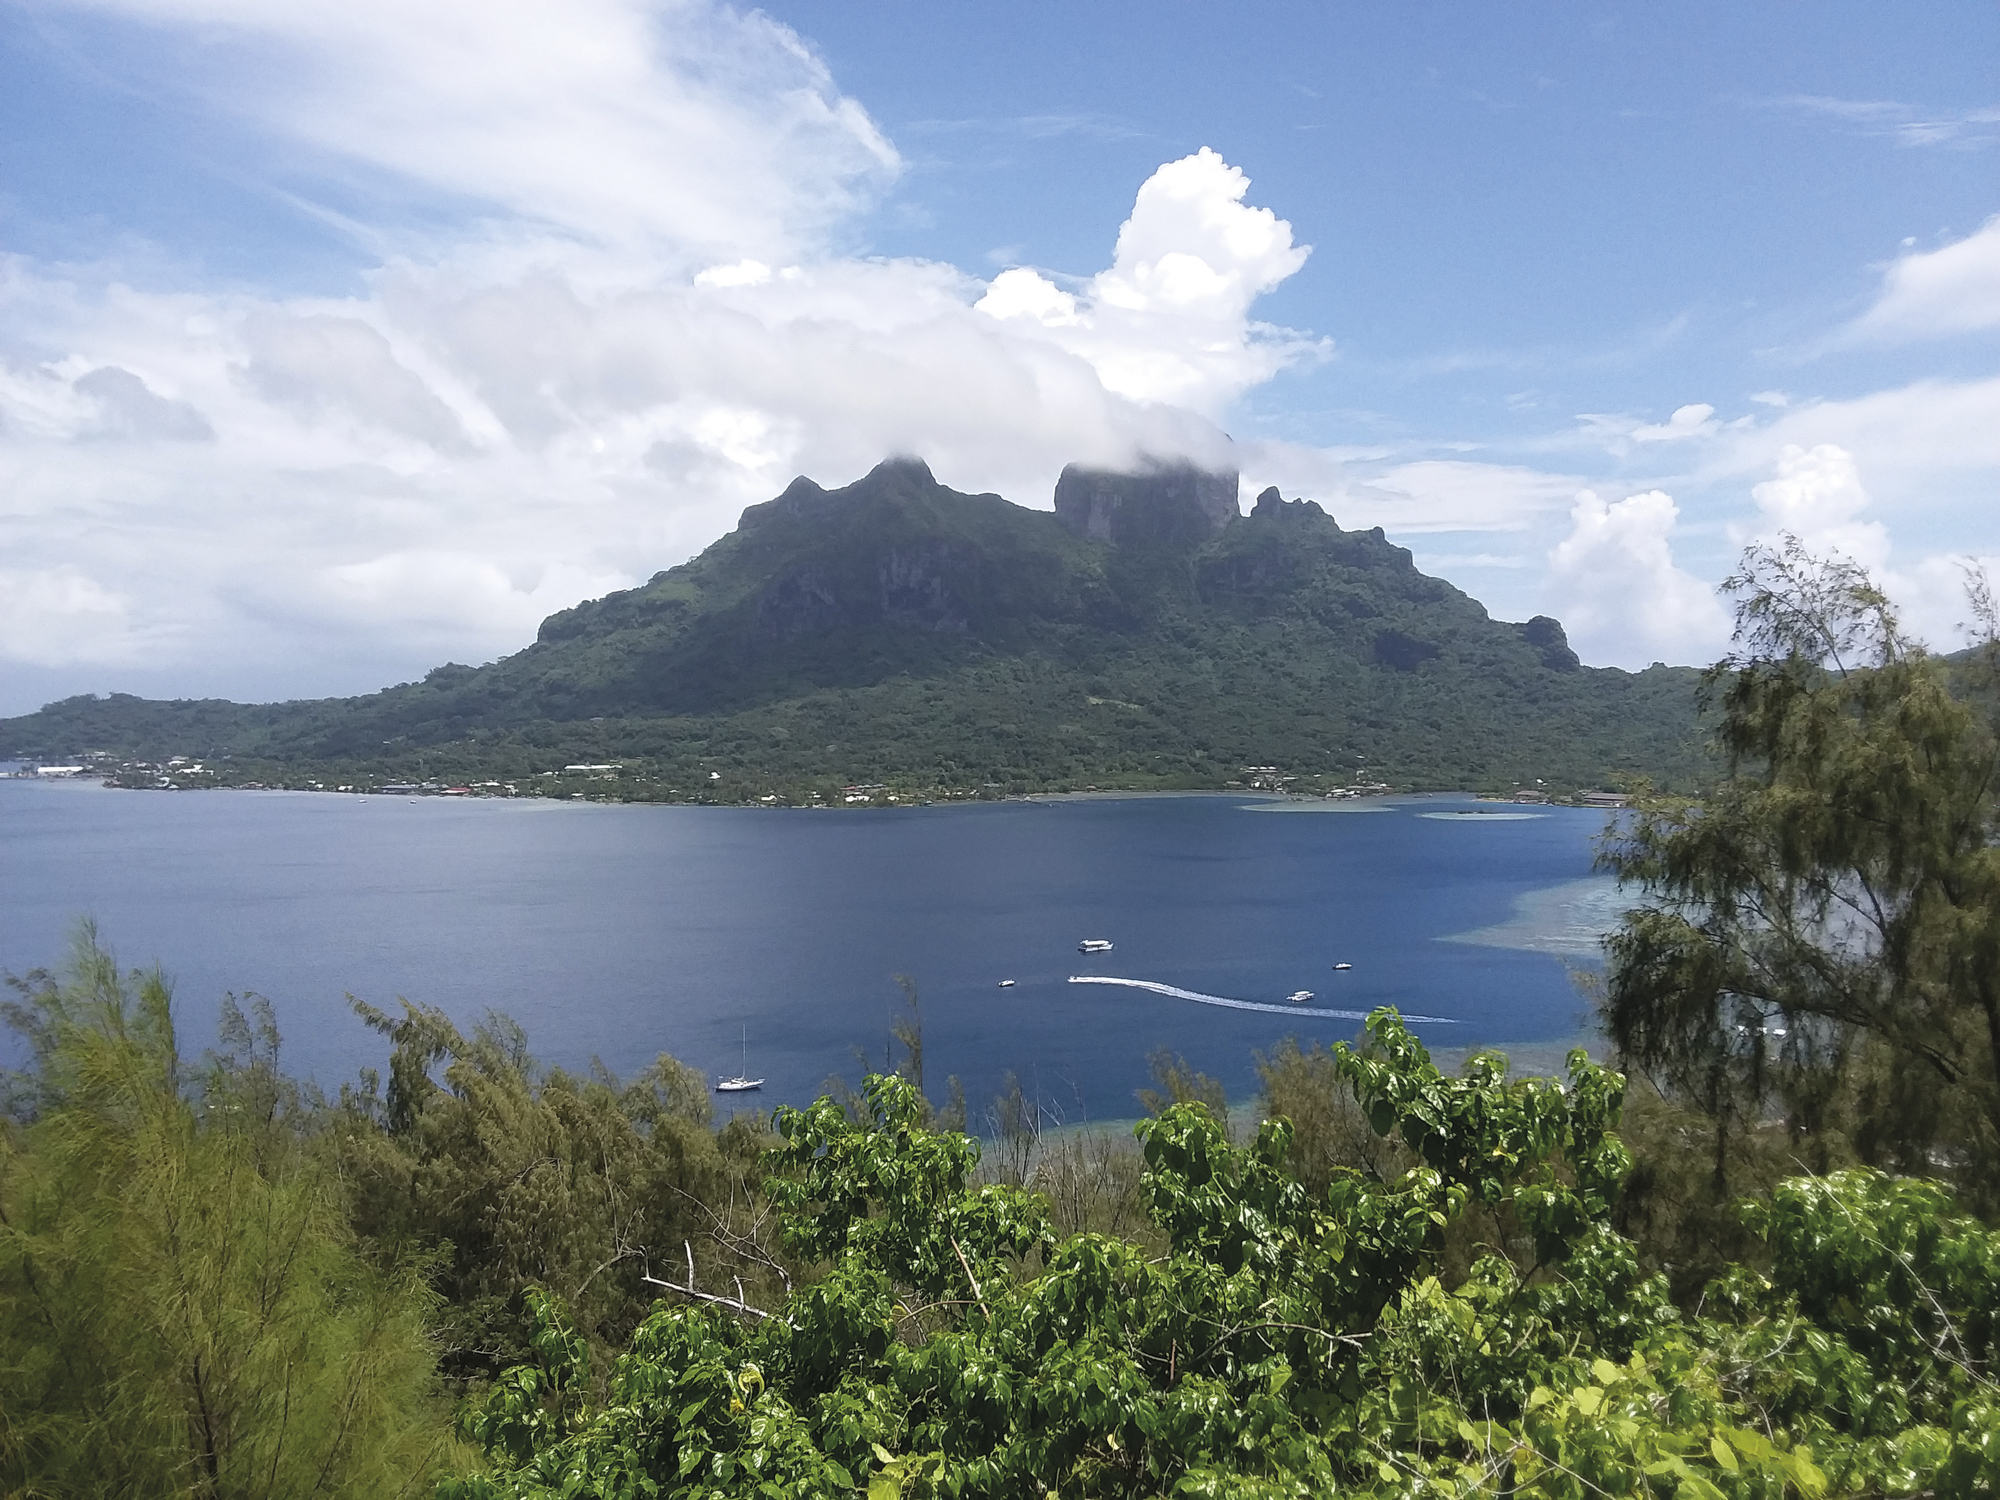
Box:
[2,0,1996,713]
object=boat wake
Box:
[1068,975,1455,1024]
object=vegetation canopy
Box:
[440,1014,2000,1499]
[1602,540,2000,1214]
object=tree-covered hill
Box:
[0,458,1706,797]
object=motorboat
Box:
[1077,938,1114,954]
[1331,962,1353,971]
[998,979,1016,988]
[1287,990,1313,1004]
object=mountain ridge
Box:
[0,457,1705,799]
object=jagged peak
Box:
[863,455,937,486]
[1250,486,1328,522]
[739,458,950,533]
[1514,615,1582,672]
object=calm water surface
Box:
[0,780,1619,1118]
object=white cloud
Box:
[977,268,1082,327]
[1840,217,2000,344]
[0,7,1321,711]
[240,313,470,450]
[693,260,775,289]
[1717,442,1993,655]
[74,366,214,442]
[1767,95,2000,151]
[975,149,1321,411]
[0,566,139,667]
[1631,402,1718,442]
[1897,552,2000,652]
[1348,459,1585,533]
[1705,376,2000,538]
[1747,443,1890,571]
[1545,489,1729,667]
[1231,446,1588,536]
[64,0,900,265]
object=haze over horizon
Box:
[3,0,1996,717]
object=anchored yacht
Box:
[714,1026,764,1093]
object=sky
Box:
[2,0,1996,715]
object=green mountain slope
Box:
[0,458,1706,798]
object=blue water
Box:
[0,780,1616,1119]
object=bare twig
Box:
[640,1272,783,1323]
[951,1234,989,1314]
[636,1241,787,1324]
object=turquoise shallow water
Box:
[0,781,1621,1119]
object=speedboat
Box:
[1331,962,1353,971]
[998,979,1016,988]
[1077,938,1114,953]
[1287,990,1313,1004]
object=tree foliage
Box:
[442,1010,2000,1499]
[1601,540,2000,1211]
[0,927,449,1499]
[327,998,778,1382]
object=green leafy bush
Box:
[445,1011,2000,1498]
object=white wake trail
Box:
[1067,975,1455,1024]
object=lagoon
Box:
[0,780,1621,1119]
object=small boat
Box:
[1287,990,1314,1004]
[715,1026,764,1093]
[997,979,1016,988]
[1331,962,1353,971]
[1078,938,1114,954]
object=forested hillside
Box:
[0,459,1704,798]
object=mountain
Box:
[0,457,1705,799]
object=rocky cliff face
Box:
[1053,458,1240,547]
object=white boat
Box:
[714,1026,764,1093]
[1287,990,1313,1004]
[1332,962,1353,971]
[1077,938,1114,953]
[997,979,1016,988]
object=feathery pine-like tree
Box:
[330,997,772,1382]
[1602,539,2000,1210]
[0,926,449,1500]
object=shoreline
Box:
[8,776,1595,814]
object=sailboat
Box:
[714,1025,764,1093]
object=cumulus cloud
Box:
[0,4,1322,711]
[1545,489,1729,667]
[975,148,1321,411]
[1747,443,1890,571]
[1704,375,2000,539]
[1840,217,2000,344]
